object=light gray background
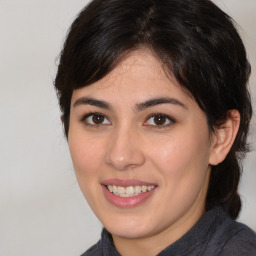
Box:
[0,0,255,255]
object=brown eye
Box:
[84,113,111,125]
[153,115,167,125]
[144,114,174,127]
[92,114,105,124]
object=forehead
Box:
[71,50,193,106]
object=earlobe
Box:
[209,110,240,165]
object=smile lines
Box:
[107,185,155,197]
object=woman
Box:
[54,0,256,255]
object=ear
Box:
[209,110,240,165]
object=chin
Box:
[108,226,151,239]
[102,214,157,239]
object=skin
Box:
[68,50,240,256]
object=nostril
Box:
[105,151,146,171]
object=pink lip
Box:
[101,179,157,208]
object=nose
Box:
[105,128,146,171]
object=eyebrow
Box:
[73,97,111,110]
[135,97,187,111]
[73,96,187,111]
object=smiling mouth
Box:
[106,185,155,197]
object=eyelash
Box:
[81,112,111,126]
[81,112,176,128]
[144,113,176,128]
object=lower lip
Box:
[102,185,156,208]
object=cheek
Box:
[68,134,105,207]
[148,126,211,182]
[148,131,211,214]
[68,132,105,179]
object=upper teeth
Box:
[107,185,155,197]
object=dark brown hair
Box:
[54,0,252,219]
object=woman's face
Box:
[68,51,216,242]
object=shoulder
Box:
[219,221,256,256]
[200,207,256,256]
[80,229,120,256]
[206,215,256,256]
[81,241,102,256]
